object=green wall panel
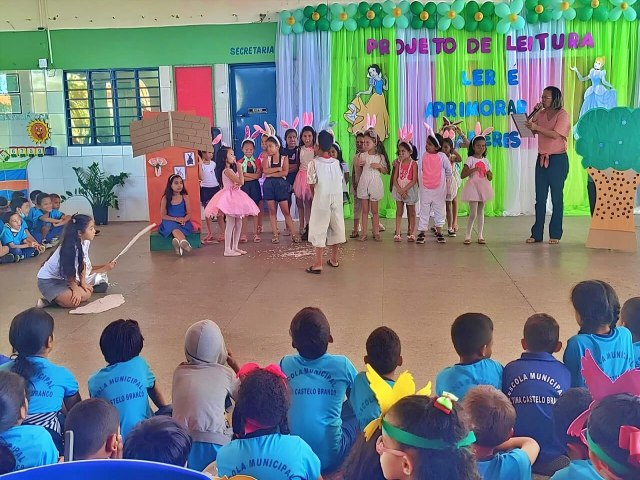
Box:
[0,23,276,70]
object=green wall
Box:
[0,23,276,70]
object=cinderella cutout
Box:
[570,57,617,120]
[344,64,390,141]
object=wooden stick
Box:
[111,223,156,263]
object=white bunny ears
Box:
[398,124,414,145]
[253,121,280,146]
[423,122,441,148]
[280,117,300,131]
[473,121,494,139]
[242,125,261,145]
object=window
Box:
[64,69,161,145]
[0,73,21,114]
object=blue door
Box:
[229,63,277,156]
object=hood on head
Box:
[184,320,227,365]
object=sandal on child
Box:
[359,234,368,242]
[257,225,263,234]
[240,234,248,243]
[202,235,214,245]
[271,235,280,244]
[349,230,359,239]
[464,239,471,245]
[373,234,382,242]
[283,229,291,237]
[253,234,261,243]
[526,237,541,244]
[305,266,322,274]
[478,238,486,245]
[436,234,446,244]
[549,238,560,244]
[407,235,416,242]
[394,234,401,242]
[292,236,301,243]
[327,260,339,268]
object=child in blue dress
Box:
[88,319,170,437]
[158,174,194,256]
[0,308,80,453]
[215,365,321,480]
[436,313,503,399]
[0,371,59,471]
[563,280,634,387]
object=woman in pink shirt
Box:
[525,86,571,244]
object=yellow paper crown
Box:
[363,364,432,441]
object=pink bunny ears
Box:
[365,114,377,130]
[441,116,463,140]
[212,133,222,146]
[242,126,261,145]
[302,111,314,128]
[280,117,300,131]
[398,124,414,145]
[473,121,494,139]
[423,122,441,148]
[253,121,276,138]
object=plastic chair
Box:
[3,459,210,479]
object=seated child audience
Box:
[0,444,16,475]
[377,394,480,480]
[0,242,16,264]
[1,212,43,260]
[123,416,191,467]
[280,307,358,472]
[29,192,69,245]
[349,326,402,430]
[436,313,503,398]
[64,398,121,460]
[0,308,80,452]
[172,320,240,471]
[0,371,58,471]
[502,313,571,475]
[621,297,640,368]
[0,197,9,214]
[550,388,599,480]
[464,385,540,480]
[215,366,322,480]
[88,319,169,437]
[10,197,31,230]
[28,189,41,207]
[587,393,640,480]
[563,280,634,387]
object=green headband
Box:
[586,429,633,476]
[381,418,476,450]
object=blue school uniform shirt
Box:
[550,459,603,480]
[280,353,357,471]
[0,425,59,471]
[633,341,640,369]
[0,357,78,414]
[0,222,27,246]
[216,433,321,480]
[435,358,503,399]
[88,356,155,437]
[563,327,634,387]
[29,208,61,233]
[349,371,394,430]
[502,352,571,463]
[477,449,531,480]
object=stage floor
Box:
[1,216,639,397]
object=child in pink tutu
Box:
[460,134,494,245]
[205,147,260,257]
[294,113,316,240]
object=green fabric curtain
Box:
[330,27,399,218]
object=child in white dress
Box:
[461,135,494,245]
[392,127,419,242]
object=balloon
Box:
[357,16,370,27]
[303,6,315,17]
[382,15,395,28]
[318,18,330,31]
[410,1,425,15]
[317,4,328,16]
[397,15,410,28]
[345,18,358,30]
[358,2,371,14]
[330,3,343,15]
[304,19,317,31]
[330,19,343,31]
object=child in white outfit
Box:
[417,132,451,244]
[461,135,494,245]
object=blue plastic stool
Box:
[3,459,210,479]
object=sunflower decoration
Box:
[410,1,438,28]
[575,0,611,20]
[303,4,330,32]
[363,364,432,441]
[525,0,556,22]
[357,2,385,28]
[465,1,496,31]
[26,118,51,144]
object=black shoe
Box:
[0,253,16,264]
[436,233,446,243]
[93,282,109,293]
[416,233,426,244]
[301,226,309,241]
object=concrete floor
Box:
[1,216,639,400]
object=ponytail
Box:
[8,308,54,387]
[58,214,92,281]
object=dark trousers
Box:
[531,153,569,241]
[587,180,596,216]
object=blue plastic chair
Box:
[3,459,210,479]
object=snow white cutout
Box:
[570,57,617,120]
[344,64,390,141]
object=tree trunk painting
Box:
[587,167,640,252]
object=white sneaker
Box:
[172,238,182,256]
[179,240,192,253]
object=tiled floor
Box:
[1,216,639,399]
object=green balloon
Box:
[330,19,343,31]
[317,4,328,16]
[465,21,478,32]
[318,18,330,31]
[593,8,609,21]
[358,2,371,14]
[382,15,396,28]
[345,18,358,31]
[479,19,493,32]
[372,3,383,13]
[371,16,383,27]
[411,16,424,28]
[410,1,425,15]
[357,16,370,28]
[303,6,315,17]
[304,19,317,31]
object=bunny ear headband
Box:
[242,126,261,145]
[441,116,463,140]
[302,111,314,128]
[280,117,300,131]
[398,124,414,146]
[253,121,280,146]
[473,121,494,139]
[567,350,640,476]
[212,133,222,146]
[423,122,441,148]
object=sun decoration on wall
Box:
[26,118,51,144]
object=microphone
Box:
[527,104,543,121]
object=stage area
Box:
[1,216,639,397]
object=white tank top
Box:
[200,162,219,188]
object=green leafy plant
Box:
[61,162,129,209]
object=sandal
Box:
[478,239,486,245]
[407,235,416,242]
[253,234,261,243]
[271,235,280,244]
[327,260,339,268]
[394,234,402,242]
[374,234,382,242]
[305,266,322,274]
[292,236,301,243]
[464,239,471,245]
[217,234,225,242]
[378,224,386,232]
[359,234,368,242]
[240,234,248,243]
[257,225,263,234]
[549,238,560,244]
[349,230,359,239]
[526,237,541,244]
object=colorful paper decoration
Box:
[26,117,51,144]
[575,0,611,21]
[437,0,467,30]
[496,0,526,33]
[552,0,578,19]
[465,1,496,30]
[330,3,359,31]
[280,9,305,34]
[410,1,438,28]
[382,0,411,28]
[609,0,638,20]
[525,0,556,22]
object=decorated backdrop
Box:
[276,0,640,217]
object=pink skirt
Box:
[293,168,313,201]
[204,187,260,218]
[460,176,494,203]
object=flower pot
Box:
[92,205,109,225]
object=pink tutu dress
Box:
[460,156,494,202]
[293,147,315,201]
[204,169,261,218]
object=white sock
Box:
[477,202,485,239]
[225,217,235,252]
[466,202,479,240]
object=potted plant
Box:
[62,162,129,225]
